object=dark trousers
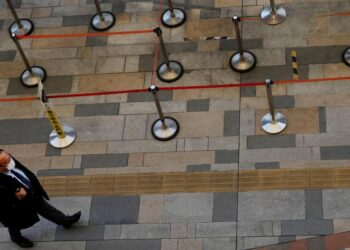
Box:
[9,198,67,238]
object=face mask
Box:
[7,158,15,171]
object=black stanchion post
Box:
[261,0,287,25]
[161,0,187,28]
[343,47,350,67]
[11,33,47,87]
[154,27,184,83]
[261,79,287,134]
[6,0,34,36]
[148,85,180,141]
[229,16,256,73]
[90,0,116,31]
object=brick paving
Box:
[1,0,350,249]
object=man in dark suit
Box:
[0,149,81,248]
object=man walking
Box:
[0,149,81,248]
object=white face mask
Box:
[7,158,15,170]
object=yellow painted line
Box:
[38,167,350,197]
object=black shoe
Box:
[11,235,34,248]
[62,211,81,229]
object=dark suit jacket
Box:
[0,157,49,229]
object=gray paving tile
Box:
[273,96,295,109]
[86,239,160,250]
[241,65,308,83]
[120,224,170,239]
[164,193,213,223]
[187,164,211,172]
[127,90,173,102]
[7,75,73,95]
[62,15,91,26]
[285,46,348,65]
[323,189,350,219]
[90,196,140,224]
[240,86,256,97]
[81,153,128,168]
[247,135,296,149]
[318,107,326,133]
[200,8,221,19]
[0,51,16,62]
[86,36,108,46]
[0,118,51,144]
[167,42,198,53]
[220,39,263,51]
[11,0,21,8]
[281,219,333,235]
[215,150,239,163]
[320,146,350,160]
[213,192,237,222]
[278,236,296,244]
[46,144,61,156]
[255,162,280,169]
[37,168,83,177]
[224,110,240,136]
[112,2,126,13]
[196,222,236,237]
[239,191,305,221]
[55,225,105,241]
[138,54,162,72]
[187,99,210,112]
[305,189,323,220]
[74,103,119,117]
[203,238,236,250]
[307,236,327,250]
[0,20,3,31]
[237,221,273,237]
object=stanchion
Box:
[342,47,350,67]
[11,33,47,87]
[6,0,34,36]
[90,0,116,31]
[229,16,256,73]
[161,0,186,28]
[261,0,287,25]
[148,85,180,141]
[261,79,287,134]
[38,79,76,148]
[154,27,184,83]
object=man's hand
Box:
[15,187,27,200]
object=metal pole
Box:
[265,79,275,122]
[6,0,21,26]
[232,16,243,55]
[167,0,175,17]
[270,0,277,14]
[149,85,167,129]
[93,0,104,20]
[154,27,170,68]
[11,33,32,73]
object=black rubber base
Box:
[151,117,180,141]
[229,51,257,73]
[20,66,47,88]
[8,19,34,36]
[156,60,184,83]
[161,8,187,28]
[90,11,116,32]
[342,47,350,67]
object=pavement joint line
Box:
[38,167,350,197]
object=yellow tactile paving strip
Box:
[39,167,350,197]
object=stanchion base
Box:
[261,112,287,134]
[9,19,34,36]
[151,117,180,141]
[230,51,257,73]
[49,124,76,148]
[157,60,184,83]
[342,47,350,67]
[261,5,287,25]
[90,11,116,31]
[161,8,187,28]
[21,66,47,88]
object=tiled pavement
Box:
[1,0,350,249]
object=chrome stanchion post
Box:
[6,0,34,36]
[38,79,76,148]
[90,0,116,31]
[342,47,350,67]
[11,33,46,87]
[261,0,287,25]
[161,0,187,28]
[261,79,287,134]
[229,16,256,73]
[154,27,184,83]
[148,85,180,141]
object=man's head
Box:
[0,149,12,173]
